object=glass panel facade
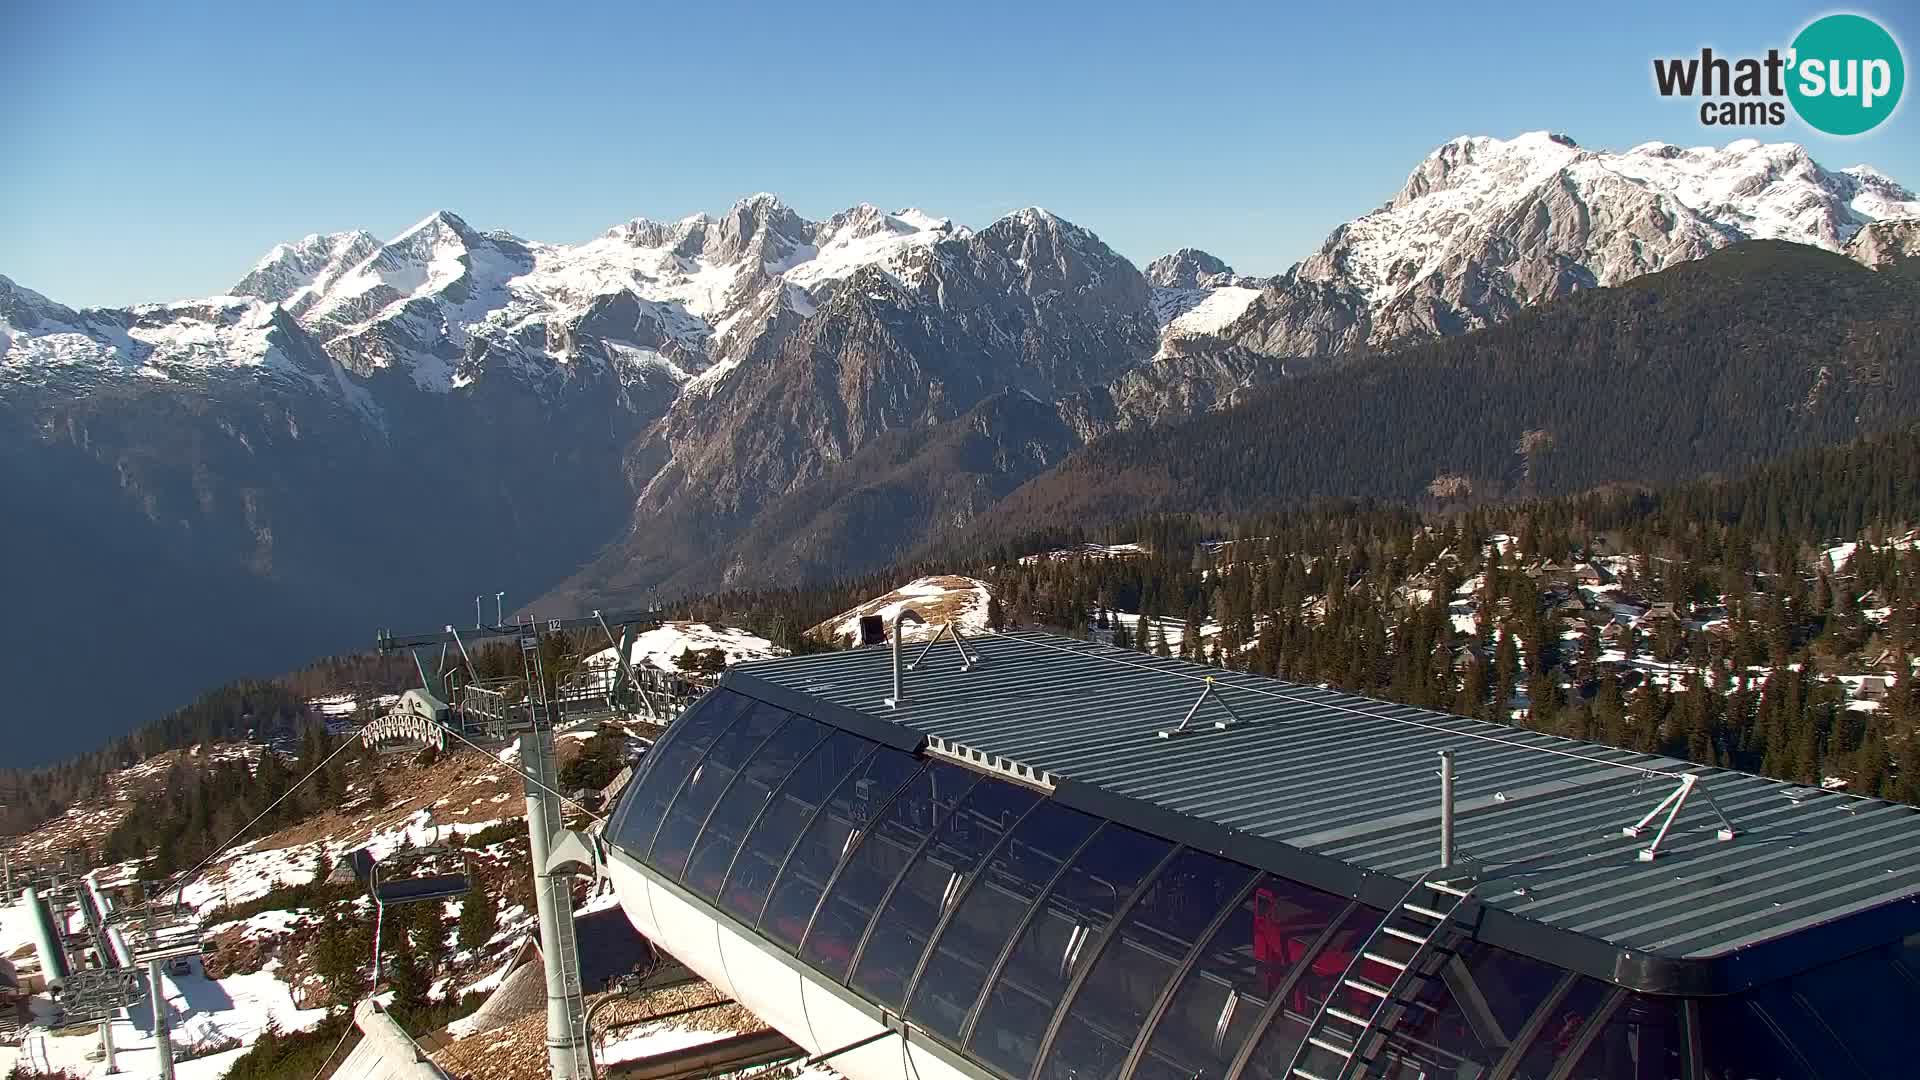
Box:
[1563,994,1685,1080]
[1785,942,1920,1078]
[1507,976,1610,1080]
[908,800,1101,1042]
[850,779,1040,1009]
[718,730,874,926]
[650,699,792,880]
[606,687,1920,1080]
[1039,850,1254,1080]
[682,715,828,901]
[967,824,1173,1080]
[608,688,753,857]
[803,761,978,981]
[1235,904,1385,1080]
[1697,992,1818,1080]
[760,747,923,951]
[1132,875,1350,1080]
[1368,942,1561,1078]
[1462,940,1565,1045]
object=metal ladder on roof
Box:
[1284,868,1479,1080]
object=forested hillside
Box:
[0,651,412,838]
[716,427,1920,802]
[960,244,1920,546]
[8,425,1918,856]
[982,433,1920,801]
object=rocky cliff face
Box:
[1846,218,1920,269]
[552,208,1164,598]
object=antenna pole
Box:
[1439,750,1456,870]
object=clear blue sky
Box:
[4,0,1916,307]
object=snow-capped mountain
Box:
[1215,132,1920,355]
[1143,249,1269,355]
[4,137,1917,742]
[2,195,968,403]
[233,230,381,317]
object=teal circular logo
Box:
[1788,14,1904,135]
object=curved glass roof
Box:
[608,687,1920,1080]
[727,631,1920,991]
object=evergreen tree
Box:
[457,885,499,954]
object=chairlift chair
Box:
[368,827,474,907]
[367,821,476,989]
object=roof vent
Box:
[883,612,981,709]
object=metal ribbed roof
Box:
[731,630,1920,973]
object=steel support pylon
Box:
[520,635,591,1080]
[147,958,174,1080]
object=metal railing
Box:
[452,667,716,737]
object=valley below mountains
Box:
[5,132,1920,762]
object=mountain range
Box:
[4,132,1919,762]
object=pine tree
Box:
[311,910,365,1008]
[385,939,429,1011]
[457,885,499,954]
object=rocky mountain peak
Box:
[969,207,1151,323]
[1393,131,1584,208]
[820,202,931,243]
[1145,248,1236,290]
[0,274,81,329]
[707,193,811,267]
[603,213,710,252]
[231,230,381,310]
[387,209,481,255]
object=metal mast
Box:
[517,630,591,1080]
[372,605,668,1079]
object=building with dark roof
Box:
[602,630,1920,1080]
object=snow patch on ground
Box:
[598,1025,738,1067]
[584,621,784,674]
[811,575,995,645]
[0,922,325,1079]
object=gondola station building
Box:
[603,630,1920,1080]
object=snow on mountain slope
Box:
[777,203,964,294]
[0,276,342,392]
[232,229,380,317]
[1165,286,1263,337]
[3,195,970,399]
[1143,250,1268,355]
[1232,132,1920,353]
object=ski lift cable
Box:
[434,717,611,824]
[305,1018,356,1080]
[171,734,365,907]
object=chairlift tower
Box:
[371,601,672,1080]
